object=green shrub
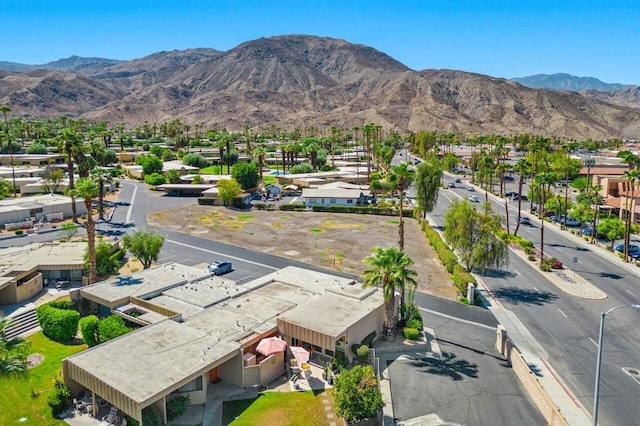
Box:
[36,302,80,341]
[403,327,420,340]
[47,376,72,416]
[311,205,412,217]
[98,315,132,343]
[528,255,537,261]
[360,331,376,347]
[197,197,215,205]
[79,315,100,347]
[356,345,370,360]
[524,246,534,255]
[405,318,423,330]
[144,172,166,186]
[15,229,24,235]
[48,300,73,310]
[167,395,190,421]
[333,365,383,423]
[124,415,139,426]
[182,153,209,169]
[350,343,360,355]
[142,406,162,426]
[279,203,306,211]
[452,264,475,295]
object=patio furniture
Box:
[102,406,118,423]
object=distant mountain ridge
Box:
[1,35,640,139]
[0,55,122,73]
[511,73,634,92]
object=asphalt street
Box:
[390,294,545,425]
[431,176,640,426]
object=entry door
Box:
[209,367,219,382]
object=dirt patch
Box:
[149,205,457,300]
[27,353,44,369]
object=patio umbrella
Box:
[256,336,287,356]
[290,346,310,364]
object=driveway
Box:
[388,296,545,425]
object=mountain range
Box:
[510,73,634,92]
[1,35,640,139]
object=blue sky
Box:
[3,0,638,84]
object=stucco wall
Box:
[259,352,285,386]
[346,305,384,360]
[218,353,244,388]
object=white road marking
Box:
[419,307,496,331]
[125,182,138,224]
[533,287,542,294]
[622,368,640,385]
[626,290,638,298]
[589,337,599,348]
[166,239,278,270]
[515,270,521,276]
[557,308,568,319]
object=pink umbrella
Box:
[290,346,310,364]
[256,336,287,356]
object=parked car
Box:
[467,186,475,192]
[468,195,479,202]
[448,182,456,188]
[207,261,233,275]
[553,216,581,227]
[455,178,462,183]
[505,191,518,198]
[519,217,531,225]
[613,244,640,258]
[504,175,515,182]
[512,194,528,201]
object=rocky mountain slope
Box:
[511,73,634,92]
[582,86,640,110]
[2,35,640,139]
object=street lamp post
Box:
[592,304,640,425]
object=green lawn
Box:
[0,332,86,425]
[200,165,230,175]
[222,390,335,426]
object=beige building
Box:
[0,194,87,228]
[63,264,384,424]
[0,242,85,304]
[596,176,640,223]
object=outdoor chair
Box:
[102,406,118,423]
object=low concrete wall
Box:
[496,326,568,426]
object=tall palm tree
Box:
[362,246,417,337]
[252,146,266,181]
[90,168,113,221]
[622,170,640,262]
[0,315,32,377]
[533,172,557,268]
[56,128,84,222]
[72,177,99,284]
[0,106,17,198]
[389,162,415,252]
[513,158,530,236]
[496,162,511,234]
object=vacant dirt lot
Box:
[148,205,457,300]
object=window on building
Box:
[346,199,353,204]
[176,376,203,393]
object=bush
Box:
[167,395,190,421]
[144,172,166,186]
[452,264,475,295]
[333,365,383,423]
[182,153,210,169]
[79,315,100,347]
[356,345,370,360]
[36,302,80,341]
[197,197,215,205]
[98,315,132,343]
[15,229,24,235]
[289,163,313,174]
[528,255,537,261]
[47,376,72,416]
[142,406,162,426]
[360,331,376,347]
[279,203,306,211]
[405,318,422,330]
[403,327,420,340]
[311,205,413,217]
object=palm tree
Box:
[622,170,640,262]
[533,172,557,268]
[90,168,113,221]
[56,128,84,222]
[0,315,32,377]
[252,146,266,181]
[513,158,530,236]
[496,162,511,234]
[389,162,415,252]
[1,106,17,198]
[72,177,99,284]
[362,246,417,338]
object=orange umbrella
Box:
[256,337,287,356]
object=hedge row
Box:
[279,203,306,211]
[36,301,79,341]
[311,205,413,217]
[421,221,476,296]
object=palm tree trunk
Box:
[514,175,524,236]
[68,161,77,222]
[384,295,395,337]
[84,199,97,284]
[98,181,105,220]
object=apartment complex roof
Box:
[0,194,76,214]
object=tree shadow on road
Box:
[477,269,518,279]
[408,352,478,381]
[491,287,557,306]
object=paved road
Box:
[430,179,640,426]
[389,294,545,425]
